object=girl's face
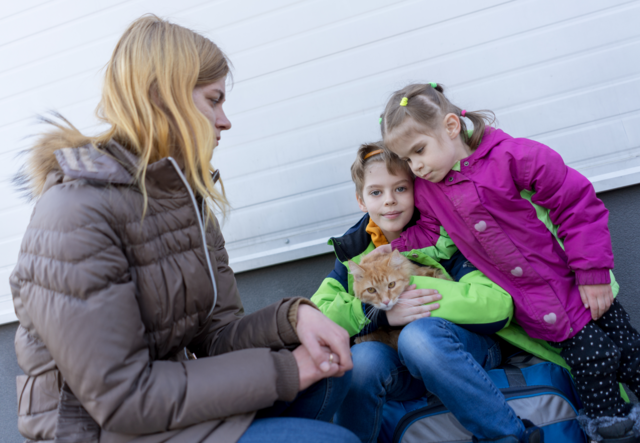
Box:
[357,162,414,242]
[388,115,471,183]
[192,77,232,144]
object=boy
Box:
[311,142,554,443]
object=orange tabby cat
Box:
[349,250,449,350]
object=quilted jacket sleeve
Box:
[511,139,613,285]
[13,184,298,435]
[191,223,303,356]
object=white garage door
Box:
[1,0,639,324]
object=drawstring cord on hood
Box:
[167,157,218,320]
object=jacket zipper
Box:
[167,158,218,319]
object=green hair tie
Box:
[430,82,437,88]
[379,117,382,124]
[399,97,408,107]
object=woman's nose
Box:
[216,109,232,131]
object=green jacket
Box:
[311,213,577,371]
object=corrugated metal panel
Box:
[1,0,639,324]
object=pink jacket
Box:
[391,128,613,342]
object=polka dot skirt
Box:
[551,300,640,419]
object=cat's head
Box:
[348,250,412,311]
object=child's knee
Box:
[350,342,398,387]
[397,317,453,367]
[398,317,450,350]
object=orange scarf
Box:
[366,218,389,248]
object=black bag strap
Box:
[502,364,527,387]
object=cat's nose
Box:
[382,300,390,306]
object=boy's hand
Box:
[386,284,441,326]
[579,284,614,320]
[369,244,393,256]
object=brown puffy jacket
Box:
[11,137,306,442]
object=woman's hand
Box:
[296,304,352,375]
[579,284,614,320]
[386,284,441,326]
[292,344,342,391]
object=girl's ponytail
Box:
[459,109,496,151]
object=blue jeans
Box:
[334,317,525,442]
[238,373,359,443]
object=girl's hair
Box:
[351,141,413,199]
[38,15,231,215]
[381,83,495,151]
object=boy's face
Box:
[357,162,414,241]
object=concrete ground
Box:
[1,184,639,442]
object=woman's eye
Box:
[416,147,424,154]
[209,98,220,105]
[367,287,376,293]
[396,187,406,192]
[388,282,396,288]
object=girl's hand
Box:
[296,304,352,376]
[579,284,614,320]
[292,344,342,391]
[386,284,442,326]
[369,244,393,256]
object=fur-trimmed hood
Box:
[16,119,138,200]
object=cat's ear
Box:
[388,249,406,269]
[348,260,364,281]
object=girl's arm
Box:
[389,213,459,261]
[512,139,613,285]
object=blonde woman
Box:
[11,15,356,443]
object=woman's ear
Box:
[443,113,461,139]
[356,193,368,213]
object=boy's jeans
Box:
[334,317,525,442]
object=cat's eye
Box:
[388,282,396,288]
[367,287,376,293]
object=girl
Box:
[378,82,640,442]
[11,15,357,443]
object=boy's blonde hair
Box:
[381,83,495,152]
[351,141,413,199]
[30,15,231,216]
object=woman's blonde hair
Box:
[35,15,231,215]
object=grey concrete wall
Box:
[1,183,638,442]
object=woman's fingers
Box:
[296,305,352,373]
